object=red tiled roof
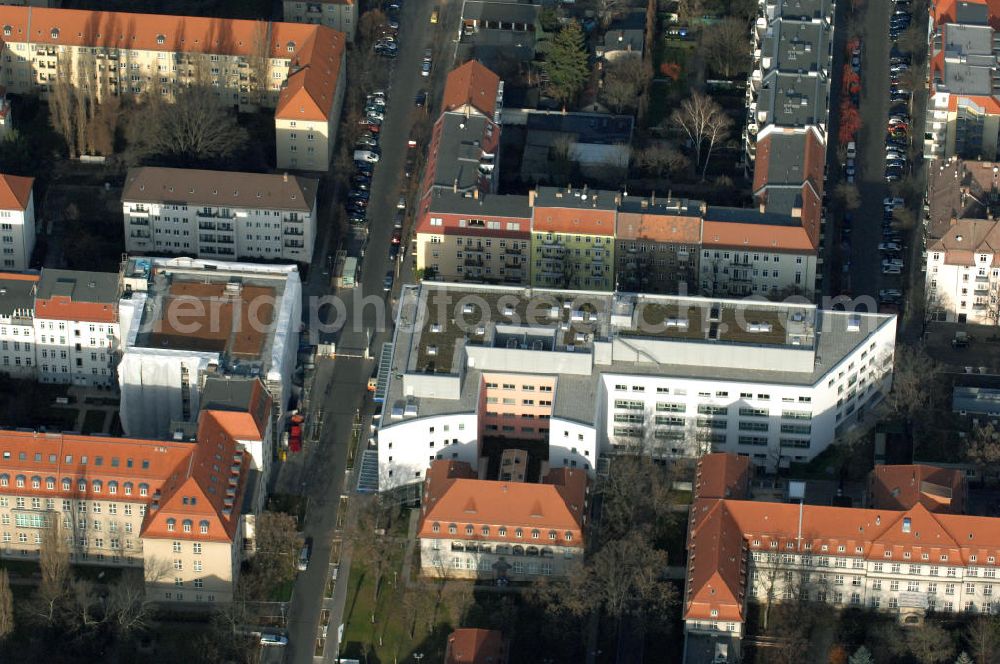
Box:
[442,60,501,119]
[685,455,1000,623]
[0,173,33,210]
[445,628,508,664]
[615,211,701,244]
[694,453,750,501]
[418,460,588,546]
[34,298,117,323]
[531,207,616,236]
[701,220,815,253]
[0,408,258,543]
[869,464,966,514]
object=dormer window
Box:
[156,34,166,45]
[565,531,573,541]
[432,522,440,533]
[481,526,490,536]
[200,520,209,534]
[448,523,457,534]
[549,530,557,540]
[166,518,176,532]
[465,525,474,535]
[50,28,60,40]
[183,519,192,533]
[515,528,523,538]
[3,26,11,37]
[287,41,296,52]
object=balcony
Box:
[504,246,522,256]
[130,218,149,226]
[464,257,484,267]
[196,208,235,219]
[284,228,304,236]
[284,239,304,249]
[198,222,216,231]
[976,275,990,283]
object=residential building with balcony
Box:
[0,7,345,172]
[0,271,38,378]
[282,0,356,41]
[529,186,617,291]
[0,404,262,605]
[925,1,1000,160]
[684,454,1000,662]
[925,218,1000,323]
[413,190,531,285]
[614,196,703,294]
[924,158,1000,239]
[0,173,35,271]
[33,268,121,389]
[374,282,896,492]
[116,257,301,459]
[121,167,319,264]
[745,0,834,169]
[417,459,587,580]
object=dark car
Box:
[415,90,427,107]
[388,243,400,261]
[383,270,394,292]
[348,189,370,200]
[356,162,374,174]
[348,213,367,225]
[391,228,402,244]
[393,211,404,229]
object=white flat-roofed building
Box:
[374,282,898,491]
[121,168,319,264]
[0,173,36,272]
[0,272,38,378]
[116,257,301,447]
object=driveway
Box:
[279,0,438,660]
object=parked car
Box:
[884,197,905,207]
[394,211,404,229]
[383,270,394,292]
[421,60,431,77]
[356,137,378,149]
[397,196,407,210]
[846,141,857,159]
[414,90,427,107]
[391,228,402,245]
[348,213,367,225]
[261,634,288,647]
[879,242,902,252]
[297,538,312,571]
[388,243,400,261]
[354,149,380,163]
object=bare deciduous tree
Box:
[37,518,69,625]
[600,57,647,113]
[359,10,388,48]
[834,183,862,210]
[670,92,733,181]
[908,622,954,664]
[635,142,689,178]
[676,0,705,24]
[965,615,1000,664]
[247,21,271,107]
[351,497,398,609]
[966,424,1000,485]
[702,18,752,79]
[880,343,942,427]
[0,569,12,641]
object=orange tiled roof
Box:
[948,94,1000,114]
[869,464,966,514]
[0,272,39,283]
[531,206,616,237]
[615,211,701,244]
[686,474,1000,623]
[445,628,507,664]
[0,7,344,122]
[701,220,815,252]
[694,453,750,501]
[418,460,588,545]
[0,408,257,543]
[0,173,33,210]
[34,298,116,323]
[442,60,501,118]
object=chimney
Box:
[283,172,288,183]
[473,188,479,200]
[641,199,649,209]
[951,216,958,226]
[453,178,458,193]
[652,190,657,205]
[759,202,766,214]
[700,202,707,216]
[528,190,536,207]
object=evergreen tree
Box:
[849,646,874,664]
[543,22,590,109]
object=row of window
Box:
[430,522,574,541]
[0,474,150,496]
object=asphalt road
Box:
[280,0,441,660]
[849,0,897,301]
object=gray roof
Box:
[429,113,495,194]
[525,111,634,145]
[764,133,809,186]
[953,386,1000,416]
[942,24,996,95]
[777,0,833,21]
[201,375,264,413]
[0,275,37,319]
[763,20,829,76]
[705,205,800,227]
[955,1,989,25]
[37,269,119,304]
[122,167,318,213]
[462,0,539,24]
[617,195,704,216]
[757,71,828,128]
[426,190,532,218]
[759,188,806,217]
[378,283,895,434]
[533,186,621,211]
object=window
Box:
[193,543,202,555]
[166,518,176,532]
[173,541,182,553]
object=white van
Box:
[353,149,380,163]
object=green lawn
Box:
[340,547,454,662]
[269,577,295,603]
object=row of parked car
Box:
[885,0,914,182]
[882,197,906,275]
[347,91,387,227]
[373,0,402,57]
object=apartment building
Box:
[419,61,502,203]
[614,196,702,294]
[0,405,261,604]
[0,272,37,378]
[684,454,1000,662]
[529,186,617,291]
[121,167,319,263]
[117,257,301,454]
[925,219,1000,323]
[925,0,1000,160]
[0,7,345,171]
[417,459,587,580]
[282,0,356,41]
[745,0,833,168]
[34,268,120,389]
[413,190,531,284]
[0,173,35,271]
[374,282,897,491]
